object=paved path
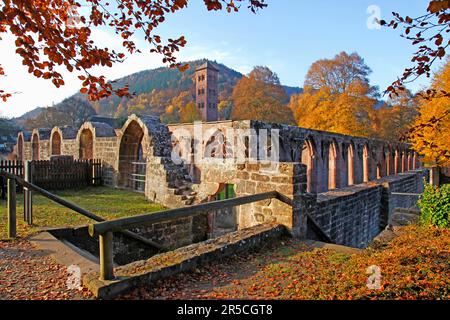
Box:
[0,239,92,300]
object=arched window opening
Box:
[51,131,62,156]
[31,133,39,160]
[301,139,316,193]
[328,142,338,190]
[118,120,146,190]
[79,129,94,160]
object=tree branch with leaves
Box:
[0,0,266,101]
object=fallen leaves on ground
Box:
[119,225,450,300]
[0,239,92,300]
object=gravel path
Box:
[0,239,92,300]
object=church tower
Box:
[195,61,219,122]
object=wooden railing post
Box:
[99,231,114,280]
[7,178,16,239]
[23,161,33,225]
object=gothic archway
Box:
[328,142,338,190]
[301,138,316,193]
[31,133,39,160]
[51,131,62,156]
[79,128,94,160]
[17,134,24,161]
[118,120,146,190]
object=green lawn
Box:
[0,187,165,240]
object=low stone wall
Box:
[50,227,159,265]
[307,169,427,248]
[132,214,209,250]
[50,213,209,263]
[379,171,427,228]
[313,185,382,248]
[84,223,286,299]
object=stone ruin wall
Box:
[14,115,426,247]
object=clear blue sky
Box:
[159,0,435,92]
[0,0,440,118]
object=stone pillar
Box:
[430,167,441,186]
[236,162,308,238]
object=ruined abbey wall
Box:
[14,115,426,247]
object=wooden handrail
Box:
[0,170,166,251]
[3,169,334,281]
[89,191,280,237]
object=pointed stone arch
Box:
[301,137,317,193]
[407,152,413,171]
[17,133,24,161]
[118,119,147,188]
[78,128,94,160]
[328,141,339,190]
[50,130,62,156]
[31,133,39,160]
[376,163,382,179]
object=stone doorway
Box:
[118,120,147,191]
[209,184,238,238]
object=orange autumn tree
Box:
[231,66,295,124]
[289,52,378,137]
[410,60,450,167]
[179,101,202,123]
[381,1,449,160]
[0,0,267,101]
[370,90,419,142]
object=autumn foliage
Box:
[409,60,450,166]
[381,0,450,99]
[119,224,450,300]
[232,66,295,124]
[0,0,266,101]
[289,52,417,140]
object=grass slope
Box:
[0,187,165,240]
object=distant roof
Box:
[90,122,116,137]
[195,61,219,72]
[35,128,52,140]
[88,115,125,129]
[19,131,32,142]
[59,126,77,140]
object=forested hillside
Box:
[74,59,301,117]
[13,59,302,129]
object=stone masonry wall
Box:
[94,137,119,186]
[132,215,208,250]
[312,185,382,248]
[379,170,428,228]
[23,142,32,161]
[39,140,50,160]
[62,139,78,159]
[307,169,426,248]
[235,162,307,238]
